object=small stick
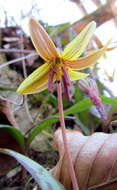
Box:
[0,52,37,69]
[0,48,35,53]
[20,34,34,124]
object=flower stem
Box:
[57,81,79,190]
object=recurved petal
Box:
[68,69,88,81]
[29,18,59,61]
[65,41,110,70]
[61,21,96,60]
[94,35,117,51]
[17,63,50,94]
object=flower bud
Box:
[78,77,107,120]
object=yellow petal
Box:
[17,63,50,94]
[26,82,48,94]
[29,18,59,61]
[65,41,110,70]
[68,69,88,81]
[61,21,96,60]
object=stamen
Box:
[62,67,70,86]
[48,68,55,93]
[62,67,71,101]
[63,79,71,101]
[55,57,61,64]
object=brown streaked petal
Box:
[93,35,117,51]
[93,35,103,49]
[106,46,117,51]
[65,42,110,70]
[29,18,59,61]
[17,63,50,94]
[17,72,49,94]
[27,82,48,94]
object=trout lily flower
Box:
[17,18,109,100]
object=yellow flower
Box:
[17,18,109,96]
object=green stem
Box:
[57,81,79,190]
[0,86,16,91]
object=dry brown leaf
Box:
[0,130,23,176]
[33,185,40,190]
[52,129,117,190]
[0,99,19,129]
[0,99,23,176]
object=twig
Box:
[33,95,50,124]
[0,52,38,69]
[102,83,115,98]
[20,35,28,78]
[20,34,34,124]
[23,95,34,123]
[0,86,16,91]
[0,48,35,53]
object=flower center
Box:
[49,57,63,80]
[55,57,61,64]
[48,57,71,101]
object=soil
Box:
[0,149,59,190]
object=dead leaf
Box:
[0,130,23,176]
[52,129,117,190]
[33,185,40,190]
[0,99,24,176]
[0,99,19,129]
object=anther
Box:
[62,67,71,101]
[48,69,55,93]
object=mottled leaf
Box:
[0,148,65,190]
